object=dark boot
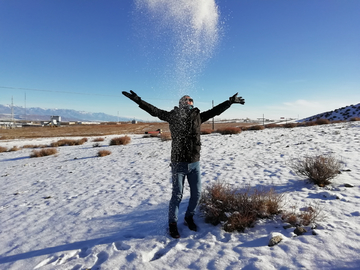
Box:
[169,222,180,238]
[184,216,197,231]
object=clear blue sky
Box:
[1,0,359,121]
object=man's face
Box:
[184,96,194,106]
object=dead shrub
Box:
[0,146,8,153]
[50,138,87,147]
[305,121,317,126]
[201,129,214,135]
[199,182,283,232]
[160,132,172,141]
[264,123,279,129]
[92,137,105,142]
[30,148,58,158]
[290,154,342,186]
[110,136,131,145]
[282,204,326,226]
[315,118,330,125]
[216,127,242,135]
[97,150,111,157]
[8,146,20,152]
[283,123,298,128]
[22,144,47,148]
[247,125,265,131]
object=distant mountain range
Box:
[0,104,133,122]
[299,103,360,122]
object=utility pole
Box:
[212,100,215,130]
[11,96,14,128]
[24,92,27,121]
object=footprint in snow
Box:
[150,240,178,261]
[91,251,109,269]
[113,241,131,251]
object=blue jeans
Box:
[168,161,201,223]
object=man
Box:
[122,90,245,238]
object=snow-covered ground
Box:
[1,122,360,270]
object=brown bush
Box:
[264,123,279,129]
[0,146,8,153]
[315,118,330,125]
[199,182,283,232]
[247,125,265,131]
[50,138,87,147]
[110,136,131,145]
[8,146,20,152]
[216,127,242,135]
[350,117,360,121]
[97,150,111,157]
[30,148,58,158]
[201,129,214,135]
[305,121,317,126]
[283,123,298,128]
[160,132,172,141]
[282,204,326,226]
[22,144,47,148]
[290,154,342,186]
[92,137,105,142]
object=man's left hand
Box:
[229,93,245,105]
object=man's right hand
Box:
[122,90,141,104]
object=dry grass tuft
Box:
[8,146,20,152]
[315,118,330,125]
[199,182,283,232]
[0,146,8,153]
[282,204,326,226]
[290,154,342,186]
[22,144,47,148]
[350,117,360,121]
[305,121,317,126]
[50,138,87,147]
[160,132,172,141]
[283,123,298,128]
[30,148,58,158]
[216,127,242,135]
[110,136,131,145]
[247,125,265,131]
[264,123,279,129]
[97,150,111,157]
[92,137,105,142]
[201,129,214,135]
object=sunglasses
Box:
[185,98,194,102]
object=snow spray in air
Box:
[135,0,221,96]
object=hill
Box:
[0,104,132,122]
[299,103,360,122]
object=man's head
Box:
[179,95,194,110]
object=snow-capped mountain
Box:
[299,103,360,122]
[0,104,132,122]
